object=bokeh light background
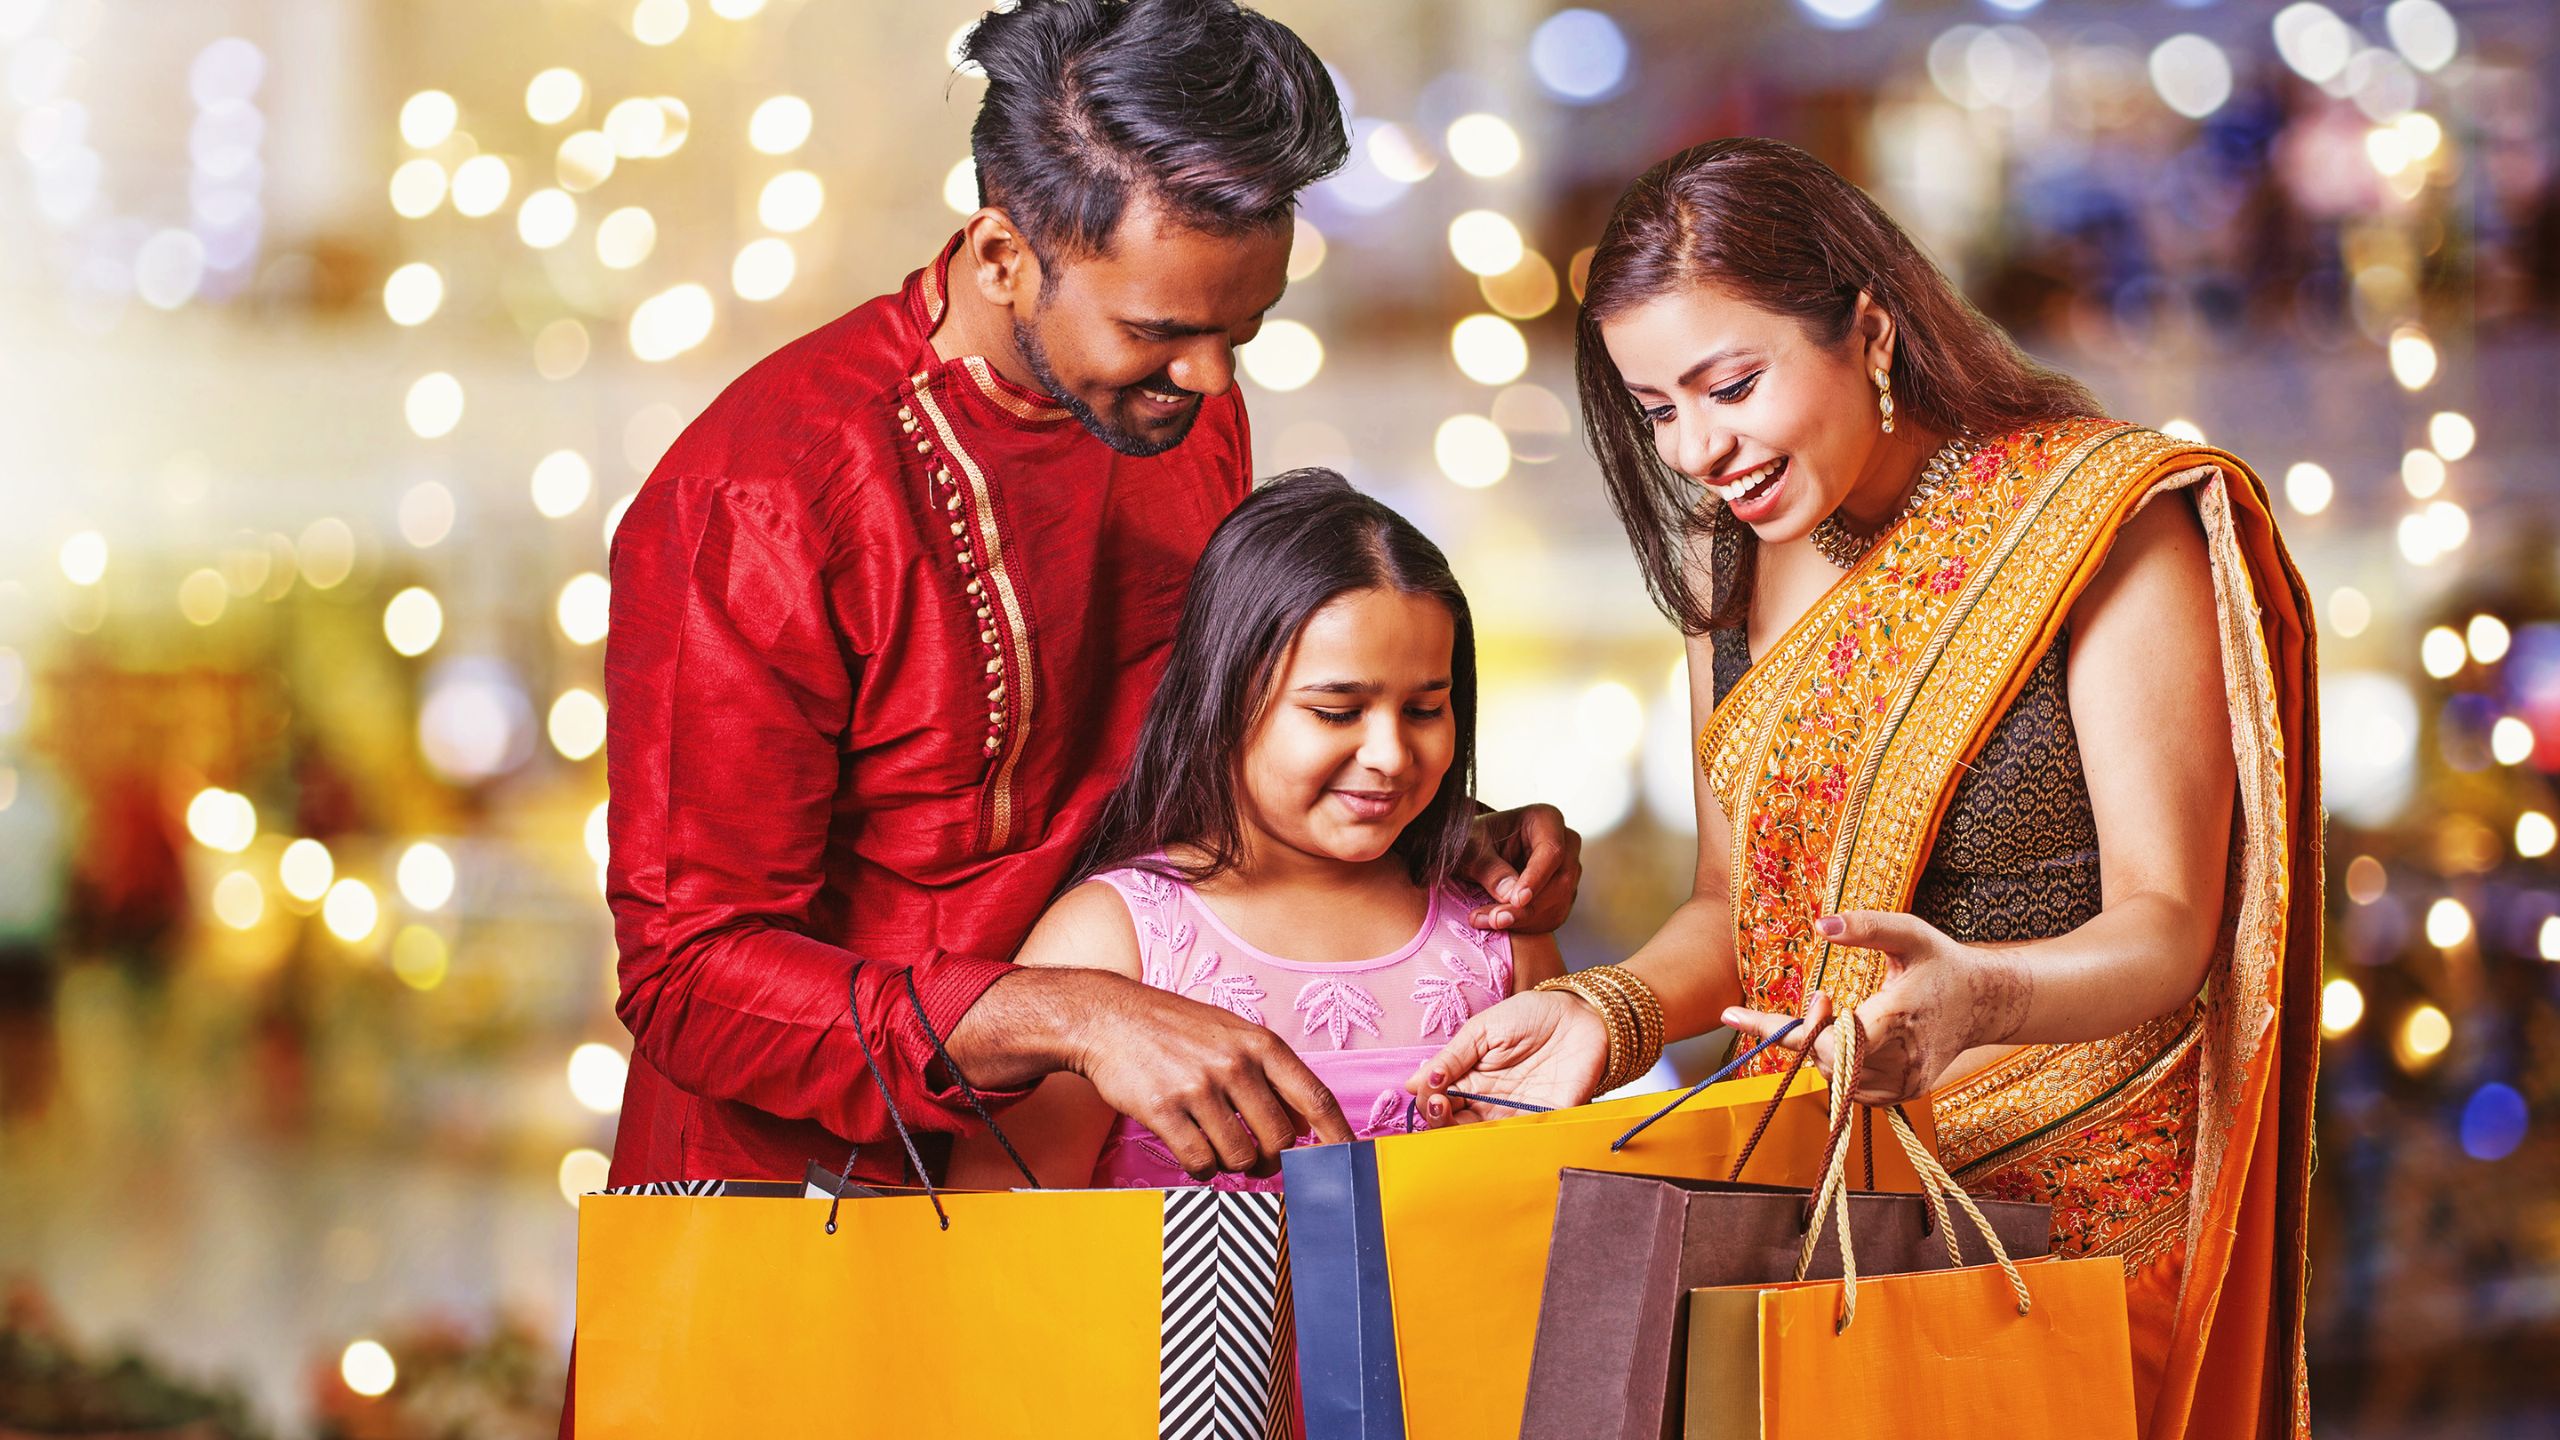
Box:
[1,1,2555,1435]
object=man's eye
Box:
[1711,371,1762,404]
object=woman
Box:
[1412,139,2320,1439]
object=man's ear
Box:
[960,208,1042,310]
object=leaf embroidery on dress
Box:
[1204,972,1268,1027]
[1358,1088,1418,1138]
[1412,945,1505,1038]
[1136,916,1194,991]
[1294,977,1384,1050]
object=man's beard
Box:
[1012,316,1199,459]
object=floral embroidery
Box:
[1411,946,1504,1039]
[1824,632,1860,679]
[1294,977,1384,1050]
[1137,915,1195,991]
[1358,1088,1420,1139]
[1124,870,1178,908]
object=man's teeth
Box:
[1141,387,1188,404]
[1709,458,1785,504]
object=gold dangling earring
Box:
[1874,366,1895,434]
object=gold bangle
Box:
[1535,973,1633,1088]
[1575,966,1666,1090]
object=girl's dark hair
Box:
[1574,137,2102,634]
[1079,469,1478,890]
[958,0,1349,267]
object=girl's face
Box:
[1237,586,1457,870]
[1601,283,1898,544]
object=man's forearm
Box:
[939,964,1122,1092]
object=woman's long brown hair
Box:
[1574,137,2102,634]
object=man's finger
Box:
[1264,1045,1355,1145]
[1188,1100,1264,1176]
[1463,846,1524,908]
[1227,1076,1302,1170]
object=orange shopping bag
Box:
[1681,1016,2137,1439]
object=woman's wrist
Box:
[1533,965,1667,1092]
[1959,944,2034,1048]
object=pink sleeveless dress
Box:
[1085,863,1517,1191]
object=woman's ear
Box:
[1851,289,1897,376]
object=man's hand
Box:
[1465,803,1583,934]
[944,966,1353,1180]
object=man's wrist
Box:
[940,965,1107,1091]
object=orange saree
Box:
[1698,418,2321,1438]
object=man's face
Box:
[1011,194,1293,457]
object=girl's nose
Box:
[1356,714,1411,775]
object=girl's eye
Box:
[1310,707,1361,726]
[1405,705,1446,722]
[1710,370,1762,404]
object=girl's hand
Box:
[1719,911,2029,1107]
[1405,990,1609,1122]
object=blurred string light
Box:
[558,573,612,645]
[383,262,442,326]
[341,1341,396,1398]
[1434,414,1511,489]
[2149,35,2233,121]
[390,158,446,217]
[527,68,585,125]
[629,283,714,361]
[2461,1083,2527,1163]
[2322,671,2417,825]
[586,801,612,865]
[58,530,106,585]
[2491,717,2534,767]
[532,451,594,518]
[750,95,812,155]
[280,838,334,904]
[2327,587,2371,639]
[2282,462,2332,516]
[1481,251,1560,320]
[2425,897,2472,949]
[942,158,978,215]
[2420,626,2466,678]
[2429,411,2475,461]
[2320,977,2364,1037]
[536,319,590,379]
[2518,812,2557,859]
[631,0,690,47]
[135,231,208,310]
[711,0,769,18]
[384,587,444,657]
[2345,855,2387,905]
[604,97,667,158]
[2397,1003,2451,1070]
[398,482,455,549]
[568,1043,630,1113]
[596,206,657,269]
[399,90,457,149]
[1323,118,1417,212]
[405,372,464,439]
[2272,3,2353,85]
[451,154,510,217]
[1450,313,1528,386]
[1529,10,1630,103]
[1797,0,1884,28]
[211,870,265,931]
[758,171,824,232]
[1288,217,1327,282]
[1240,320,1324,392]
[557,130,615,191]
[1927,25,2053,112]
[2467,615,2511,664]
[2345,49,2421,124]
[178,569,229,626]
[518,188,577,249]
[2385,0,2459,74]
[392,926,448,990]
[549,688,608,761]
[733,237,797,301]
[397,841,455,910]
[560,1148,611,1207]
[2160,418,2206,444]
[298,519,355,589]
[2401,449,2446,498]
[1365,122,1435,184]
[1445,113,1520,178]
[186,788,257,853]
[1492,383,1573,464]
[1448,209,1524,277]
[2543,919,2560,963]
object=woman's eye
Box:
[1640,402,1675,425]
[1310,707,1361,726]
[1710,371,1762,404]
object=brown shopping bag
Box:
[1679,1015,2136,1440]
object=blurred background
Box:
[0,0,2553,1435]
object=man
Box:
[600,0,1579,1202]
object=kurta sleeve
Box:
[603,472,1022,1142]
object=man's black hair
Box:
[959,0,1349,267]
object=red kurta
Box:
[601,237,1251,1187]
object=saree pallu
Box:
[1698,419,2320,1439]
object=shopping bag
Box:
[576,962,1299,1439]
[1517,1166,2051,1440]
[1676,1013,2135,1439]
[1281,1028,1934,1440]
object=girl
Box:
[949,469,1560,1190]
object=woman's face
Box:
[1601,284,1896,544]
[1237,587,1458,870]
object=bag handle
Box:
[1608,1018,1802,1152]
[1789,1012,2032,1333]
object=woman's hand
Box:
[1720,910,2030,1106]
[1404,990,1610,1122]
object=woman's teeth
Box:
[1709,457,1786,504]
